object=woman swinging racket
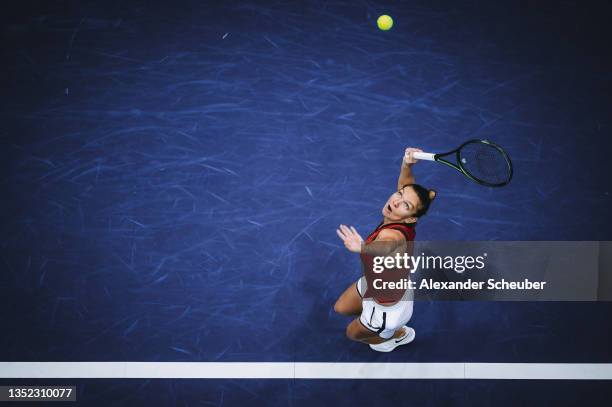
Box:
[334,148,436,352]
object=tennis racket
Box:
[413,139,513,187]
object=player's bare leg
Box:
[333,282,362,316]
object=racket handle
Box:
[413,152,436,161]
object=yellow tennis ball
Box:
[377,15,393,31]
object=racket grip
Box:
[413,152,436,161]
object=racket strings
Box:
[459,142,511,185]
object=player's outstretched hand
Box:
[403,147,423,166]
[336,224,364,253]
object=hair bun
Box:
[428,189,437,200]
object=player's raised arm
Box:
[397,147,422,191]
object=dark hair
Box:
[402,183,437,217]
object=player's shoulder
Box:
[376,222,417,241]
[376,228,406,241]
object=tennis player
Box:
[334,147,436,352]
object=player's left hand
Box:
[336,224,364,253]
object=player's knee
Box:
[334,300,349,315]
[346,320,370,341]
[345,324,358,340]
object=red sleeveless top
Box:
[365,221,416,243]
[361,221,416,303]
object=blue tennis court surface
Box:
[1,0,612,405]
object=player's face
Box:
[382,186,421,221]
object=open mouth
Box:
[387,204,392,213]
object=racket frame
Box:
[414,139,513,187]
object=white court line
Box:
[1,362,612,380]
